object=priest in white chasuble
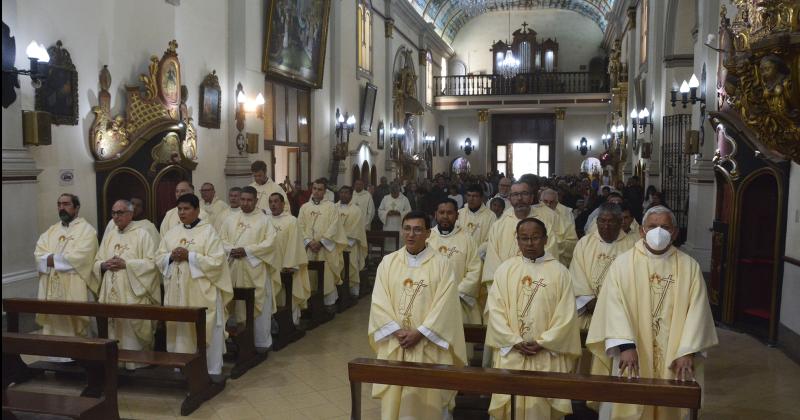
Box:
[298,179,348,307]
[570,203,638,332]
[93,200,160,369]
[265,193,311,325]
[428,198,483,324]
[250,159,290,214]
[457,184,497,257]
[486,217,581,420]
[352,179,376,230]
[585,193,640,236]
[336,186,368,297]
[160,181,210,233]
[378,183,411,251]
[157,194,233,375]
[34,194,99,340]
[199,182,230,230]
[586,206,718,420]
[214,187,242,231]
[539,188,578,267]
[368,211,467,420]
[484,182,561,285]
[219,186,276,349]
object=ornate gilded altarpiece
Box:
[90,41,199,227]
[707,2,797,342]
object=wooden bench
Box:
[360,231,400,297]
[224,287,267,379]
[301,261,334,329]
[348,357,702,420]
[3,298,225,416]
[336,251,356,312]
[3,332,120,420]
[272,270,306,351]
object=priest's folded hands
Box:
[512,341,544,356]
[393,329,424,349]
[618,349,696,381]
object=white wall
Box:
[8,0,230,230]
[562,113,608,176]
[450,9,605,74]
[780,162,800,335]
[445,115,481,175]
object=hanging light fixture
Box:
[497,9,519,78]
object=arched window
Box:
[357,0,373,75]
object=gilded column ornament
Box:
[608,39,622,89]
[717,1,800,163]
[385,18,395,38]
[554,108,566,120]
[478,109,489,122]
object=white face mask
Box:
[645,227,673,251]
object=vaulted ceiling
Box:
[408,0,615,44]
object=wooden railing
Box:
[349,357,701,420]
[434,72,609,97]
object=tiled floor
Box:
[11,300,800,419]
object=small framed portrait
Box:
[360,82,377,134]
[377,121,385,149]
[34,40,78,125]
[198,70,221,129]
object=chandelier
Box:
[497,49,519,77]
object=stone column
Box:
[478,109,489,174]
[2,3,43,302]
[554,107,566,176]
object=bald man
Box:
[159,181,210,233]
[200,182,230,229]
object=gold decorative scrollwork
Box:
[719,1,800,163]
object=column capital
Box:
[385,18,395,39]
[554,107,566,120]
[477,109,489,122]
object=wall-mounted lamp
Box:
[388,125,405,161]
[423,134,435,144]
[577,137,591,156]
[2,40,50,90]
[670,74,705,108]
[460,137,475,155]
[234,83,265,154]
[333,108,356,160]
[630,107,653,135]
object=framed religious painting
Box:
[34,40,79,125]
[262,0,332,89]
[376,120,385,149]
[438,124,445,156]
[360,82,377,134]
[158,53,181,110]
[198,70,221,129]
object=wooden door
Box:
[710,171,733,321]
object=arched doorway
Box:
[361,160,370,184]
[424,147,433,179]
[370,164,377,186]
[352,164,361,185]
[101,168,150,225]
[153,165,190,226]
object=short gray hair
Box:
[598,202,623,220]
[539,188,557,201]
[114,199,134,212]
[643,205,677,227]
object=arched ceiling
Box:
[409,0,615,44]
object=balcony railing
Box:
[434,72,608,97]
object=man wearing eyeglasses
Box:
[93,199,160,369]
[483,181,560,286]
[368,211,467,419]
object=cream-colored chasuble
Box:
[337,202,368,287]
[427,226,483,323]
[298,200,348,297]
[554,202,578,267]
[368,246,467,420]
[352,189,376,230]
[156,220,233,352]
[219,209,276,317]
[34,217,99,337]
[586,242,718,420]
[93,221,160,364]
[569,231,638,330]
[485,255,581,420]
[483,206,561,283]
[377,194,411,250]
[586,217,640,237]
[202,198,230,231]
[265,212,311,314]
[251,178,290,214]
[458,204,497,246]
[103,219,160,249]
[159,206,210,233]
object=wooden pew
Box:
[463,324,486,344]
[224,287,267,379]
[301,260,334,329]
[272,270,306,351]
[3,332,120,420]
[348,357,702,420]
[3,298,225,416]
[336,251,356,312]
[360,231,400,297]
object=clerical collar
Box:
[183,219,201,229]
[469,205,481,213]
[521,252,550,264]
[312,199,321,205]
[405,245,432,267]
[437,225,455,236]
